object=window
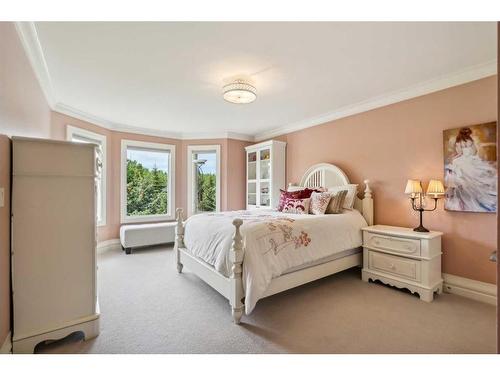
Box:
[187,145,220,216]
[67,125,107,226]
[121,140,175,223]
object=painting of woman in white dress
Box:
[444,123,497,212]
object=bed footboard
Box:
[174,208,245,324]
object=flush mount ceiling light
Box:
[222,80,257,104]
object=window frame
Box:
[121,139,176,223]
[187,144,221,216]
[66,125,107,227]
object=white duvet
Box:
[183,209,367,313]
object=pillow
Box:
[277,188,318,211]
[277,190,300,211]
[282,197,311,214]
[309,192,332,215]
[325,190,348,214]
[328,184,358,209]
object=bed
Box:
[174,163,374,323]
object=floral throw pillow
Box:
[282,197,311,214]
[309,191,332,215]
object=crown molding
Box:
[54,102,182,139]
[14,22,56,107]
[254,59,497,141]
[181,132,254,141]
[54,102,254,141]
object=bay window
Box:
[121,140,175,223]
[187,145,220,216]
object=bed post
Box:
[362,179,374,226]
[175,208,184,273]
[229,218,244,324]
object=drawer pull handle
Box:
[389,263,396,270]
[369,239,417,254]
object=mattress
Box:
[183,209,367,313]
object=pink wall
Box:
[272,76,497,284]
[0,22,51,350]
[51,111,250,241]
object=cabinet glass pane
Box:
[248,152,257,180]
[260,181,270,207]
[248,182,257,206]
[259,149,270,180]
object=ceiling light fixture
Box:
[222,79,257,104]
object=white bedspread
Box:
[183,209,367,313]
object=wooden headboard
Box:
[296,163,373,225]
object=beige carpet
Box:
[36,245,497,354]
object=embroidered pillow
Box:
[328,184,358,209]
[277,188,319,211]
[325,190,348,214]
[277,190,300,211]
[309,192,332,215]
[282,197,311,214]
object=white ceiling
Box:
[27,22,497,140]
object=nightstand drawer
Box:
[368,251,421,282]
[365,232,420,256]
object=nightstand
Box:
[361,225,443,302]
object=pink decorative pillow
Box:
[277,188,319,211]
[282,198,311,214]
[309,192,332,215]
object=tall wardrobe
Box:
[11,137,100,353]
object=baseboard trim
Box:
[443,273,497,306]
[97,239,121,254]
[1,331,12,354]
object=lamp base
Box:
[413,225,430,233]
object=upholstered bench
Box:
[120,222,177,254]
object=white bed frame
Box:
[175,163,374,324]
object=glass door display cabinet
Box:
[245,140,286,210]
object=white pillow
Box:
[309,191,332,215]
[328,184,358,209]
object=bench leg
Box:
[125,248,132,255]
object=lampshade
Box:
[223,80,257,104]
[426,179,445,197]
[404,179,423,195]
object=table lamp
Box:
[405,179,444,232]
